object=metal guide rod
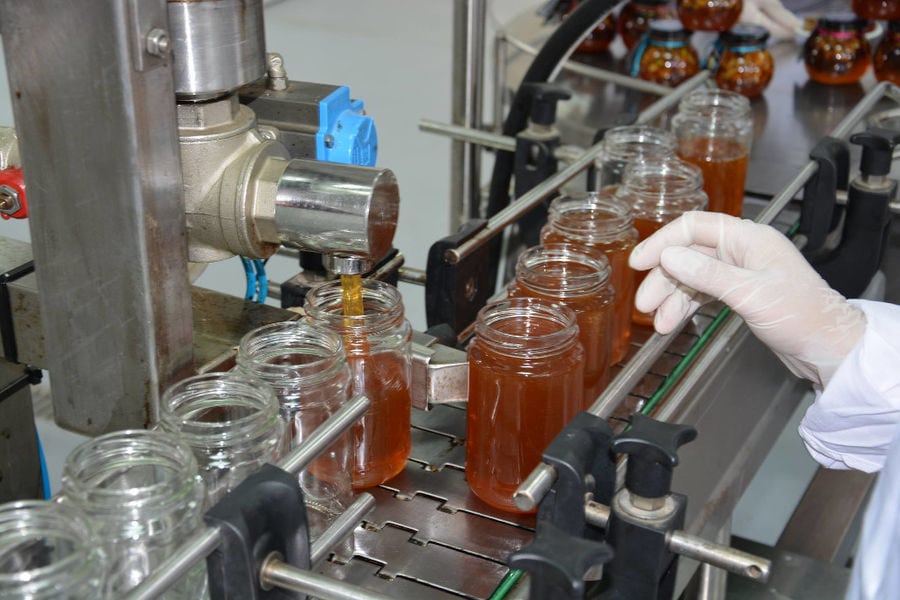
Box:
[310,493,376,565]
[420,119,585,164]
[504,34,675,96]
[514,80,900,512]
[261,555,396,600]
[124,394,372,600]
[583,501,770,582]
[446,68,710,265]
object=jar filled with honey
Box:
[632,20,701,87]
[542,191,638,365]
[874,20,900,85]
[712,24,774,98]
[508,243,614,405]
[304,279,412,489]
[671,88,752,217]
[853,0,900,21]
[467,298,584,513]
[676,0,742,31]
[597,125,676,192]
[804,14,871,85]
[618,0,677,50]
[615,158,708,325]
[568,2,618,53]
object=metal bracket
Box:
[0,259,34,364]
[410,331,468,410]
[127,0,169,72]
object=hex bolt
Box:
[266,52,288,91]
[145,28,170,58]
[0,185,20,214]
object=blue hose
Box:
[240,257,257,301]
[36,428,51,499]
[254,259,268,304]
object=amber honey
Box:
[677,0,742,31]
[618,0,677,50]
[804,14,871,85]
[543,193,637,365]
[466,298,584,513]
[633,20,700,88]
[714,25,774,98]
[508,244,613,405]
[677,138,747,217]
[874,21,900,85]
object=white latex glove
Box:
[628,212,867,389]
[740,0,803,41]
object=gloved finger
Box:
[629,212,739,270]
[633,265,678,313]
[653,283,701,334]
[740,3,797,40]
[658,246,757,306]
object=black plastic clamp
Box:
[205,463,310,600]
[800,136,848,255]
[0,259,34,365]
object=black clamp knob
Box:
[521,82,572,126]
[509,521,613,600]
[612,414,697,499]
[851,128,900,177]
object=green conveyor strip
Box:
[489,568,524,600]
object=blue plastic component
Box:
[316,86,378,166]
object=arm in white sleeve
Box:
[799,300,900,473]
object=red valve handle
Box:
[0,166,26,220]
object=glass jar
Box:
[632,20,701,87]
[874,20,900,85]
[671,88,752,217]
[508,243,614,404]
[618,0,678,50]
[466,298,584,513]
[304,279,412,489]
[804,14,871,86]
[61,430,207,598]
[0,500,106,599]
[676,0,742,31]
[615,158,708,325]
[236,320,354,538]
[542,191,638,365]
[712,24,774,98]
[568,3,618,53]
[597,125,676,192]
[853,0,900,21]
[159,372,287,505]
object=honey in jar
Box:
[305,279,412,489]
[508,243,614,405]
[467,298,584,513]
[874,20,900,85]
[632,20,701,87]
[567,2,618,54]
[804,14,871,86]
[853,0,900,21]
[713,25,774,98]
[676,0,742,31]
[614,158,708,325]
[543,191,638,365]
[618,0,678,50]
[671,88,752,217]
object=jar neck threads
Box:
[675,88,752,123]
[304,279,406,336]
[547,192,635,243]
[515,243,611,298]
[618,157,708,217]
[475,298,579,359]
[601,125,676,164]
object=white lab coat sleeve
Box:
[798,300,900,473]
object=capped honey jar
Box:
[632,20,701,87]
[804,14,871,85]
[677,0,742,31]
[712,24,774,98]
[618,0,678,50]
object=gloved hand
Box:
[740,0,803,41]
[628,212,867,389]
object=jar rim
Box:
[475,297,579,358]
[600,125,676,163]
[676,88,751,119]
[304,279,405,335]
[515,243,611,297]
[237,320,346,386]
[0,500,103,592]
[548,192,635,242]
[160,373,282,450]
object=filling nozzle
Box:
[323,253,373,276]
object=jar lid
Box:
[817,12,867,32]
[648,19,692,41]
[719,24,770,46]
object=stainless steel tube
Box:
[261,556,395,600]
[493,30,509,134]
[125,526,223,600]
[167,0,266,99]
[274,159,399,261]
[279,394,371,474]
[311,493,376,565]
[421,118,516,152]
[451,0,486,229]
[696,517,732,600]
[398,266,428,285]
[635,70,711,124]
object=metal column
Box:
[0,0,193,433]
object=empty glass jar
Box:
[0,500,106,599]
[508,243,614,404]
[467,298,584,513]
[672,88,752,217]
[632,20,701,87]
[596,125,677,192]
[543,191,638,365]
[615,157,708,325]
[159,372,287,505]
[804,14,871,85]
[61,430,207,598]
[305,279,412,489]
[236,320,354,539]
